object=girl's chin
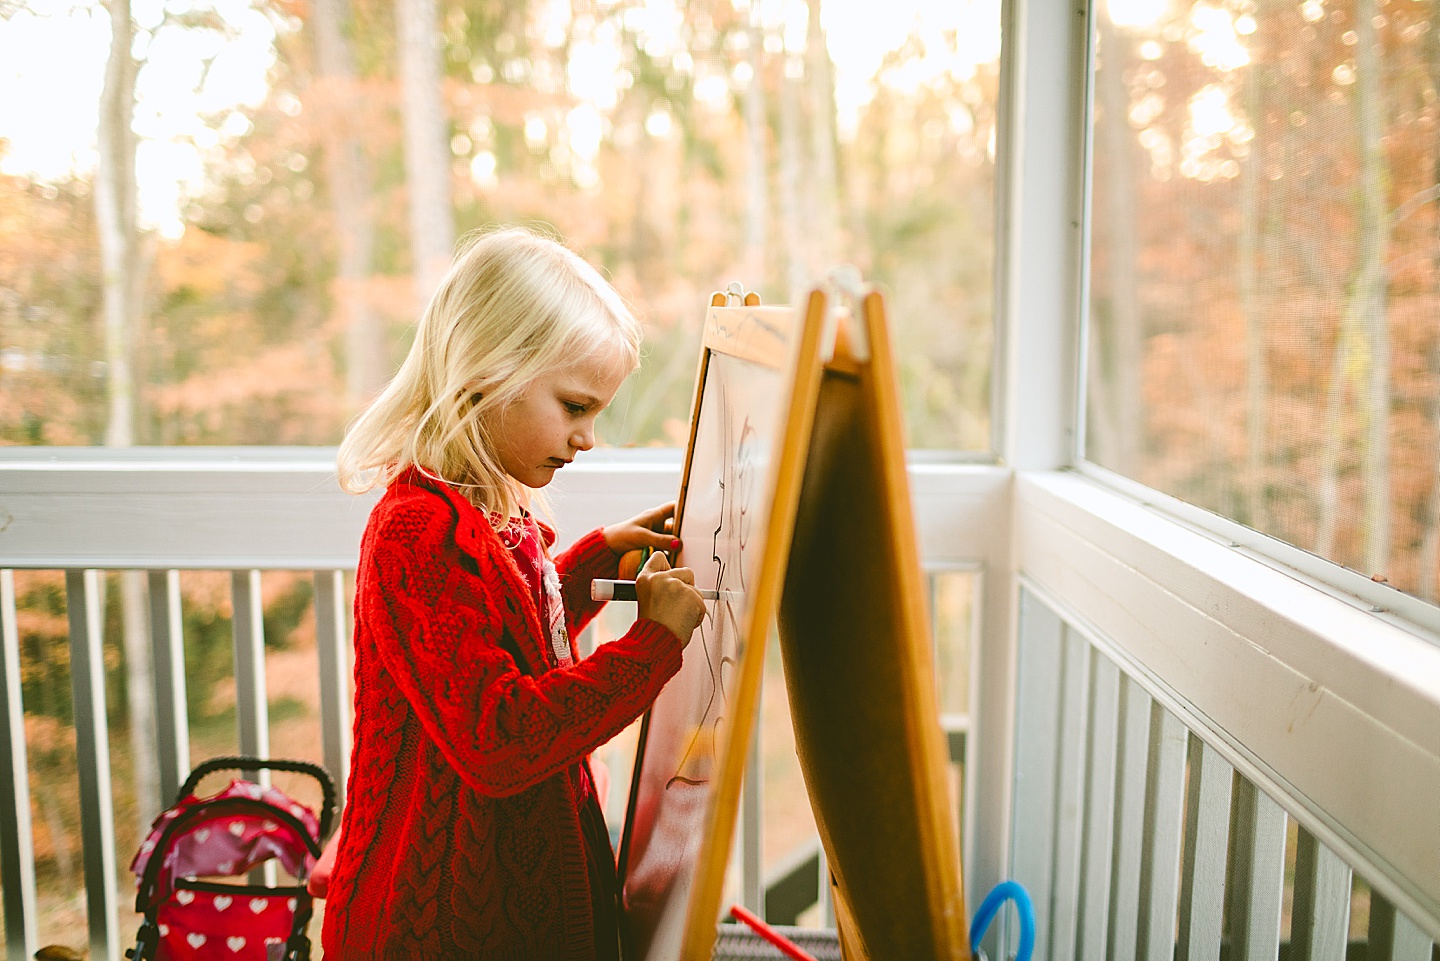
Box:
[503,475,545,495]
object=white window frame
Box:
[983,0,1440,941]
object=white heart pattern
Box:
[245,783,264,799]
[158,924,169,936]
[186,933,206,948]
[227,936,246,952]
[175,890,195,905]
[195,828,210,843]
[287,897,297,911]
[249,897,268,914]
[289,805,304,818]
[262,820,278,832]
[216,861,233,874]
[213,894,232,911]
[229,821,245,837]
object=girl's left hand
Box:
[603,501,681,555]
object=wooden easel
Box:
[778,279,969,961]
[619,277,968,961]
[619,282,827,961]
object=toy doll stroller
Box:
[127,756,336,961]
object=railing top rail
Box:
[0,448,684,569]
[0,449,1005,570]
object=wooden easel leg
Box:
[831,871,867,961]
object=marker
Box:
[728,904,818,961]
[590,579,725,602]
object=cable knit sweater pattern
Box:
[321,472,684,960]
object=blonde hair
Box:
[337,226,641,520]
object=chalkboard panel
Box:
[777,292,969,961]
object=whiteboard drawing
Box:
[620,318,791,961]
[668,383,756,789]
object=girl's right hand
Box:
[634,551,706,647]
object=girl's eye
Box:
[564,402,587,415]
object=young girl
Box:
[323,227,706,960]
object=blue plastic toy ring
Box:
[969,880,1036,961]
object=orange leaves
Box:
[155,230,266,303]
[149,338,341,435]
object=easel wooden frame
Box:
[777,286,970,961]
[619,279,968,961]
[618,285,829,961]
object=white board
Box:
[620,305,801,960]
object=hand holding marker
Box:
[622,548,707,645]
[596,546,729,601]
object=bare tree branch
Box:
[1388,183,1440,229]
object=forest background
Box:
[0,0,998,947]
[3,0,1440,948]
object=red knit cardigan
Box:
[320,471,683,960]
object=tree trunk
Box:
[397,0,455,308]
[1315,3,1391,569]
[1420,2,1440,601]
[96,0,161,830]
[779,61,808,305]
[1239,45,1267,529]
[1091,19,1143,476]
[1314,313,1353,559]
[97,0,138,449]
[313,0,383,406]
[1420,346,1440,601]
[804,0,840,268]
[37,784,76,896]
[742,14,768,285]
[1353,0,1391,575]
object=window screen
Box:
[0,1,999,452]
[1086,0,1440,602]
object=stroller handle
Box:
[179,756,337,840]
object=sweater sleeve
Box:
[360,501,684,798]
[554,528,621,640]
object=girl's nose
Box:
[571,426,595,451]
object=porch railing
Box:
[0,448,1003,960]
[1006,472,1440,961]
[2,448,1437,961]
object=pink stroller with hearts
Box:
[127,756,336,961]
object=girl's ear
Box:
[461,375,489,400]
